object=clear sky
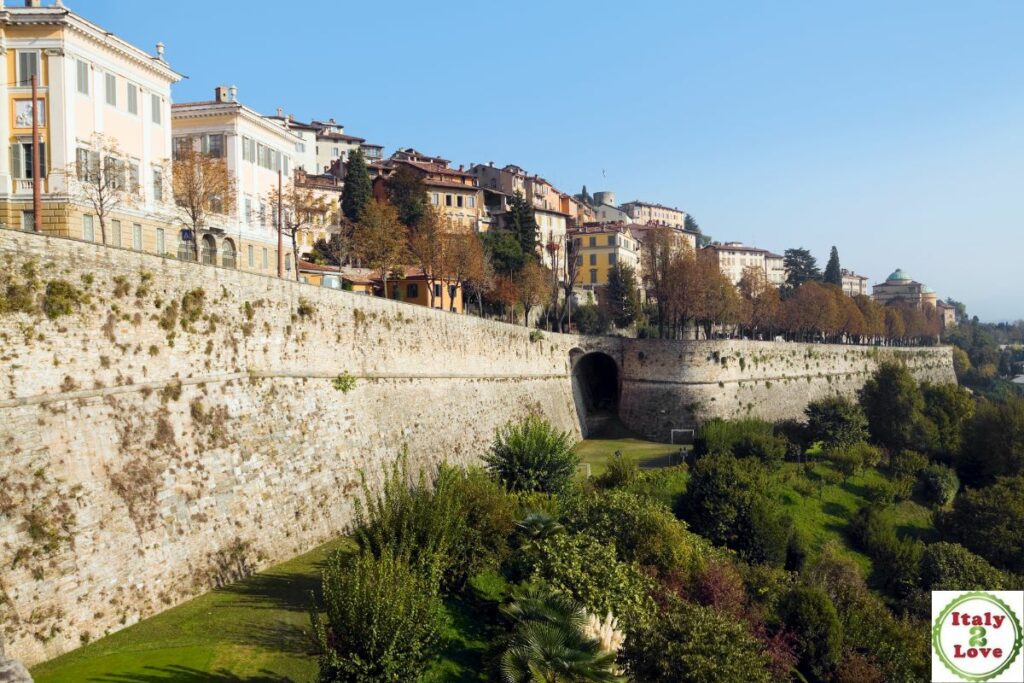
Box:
[79,0,1023,321]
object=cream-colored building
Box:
[0,0,180,247]
[469,162,569,249]
[841,268,868,297]
[173,85,326,275]
[872,268,929,307]
[704,242,786,287]
[619,200,686,228]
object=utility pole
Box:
[31,74,41,232]
[276,169,283,278]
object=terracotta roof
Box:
[298,260,342,273]
[319,131,366,143]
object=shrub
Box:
[694,418,774,457]
[920,542,1008,591]
[593,451,639,489]
[331,372,357,393]
[42,279,84,319]
[566,489,703,573]
[780,586,843,680]
[574,303,610,335]
[957,397,1024,486]
[848,506,922,598]
[918,463,959,507]
[889,449,929,480]
[622,600,774,683]
[921,382,974,456]
[528,329,544,343]
[297,297,315,319]
[484,415,578,494]
[804,396,869,447]
[311,547,443,683]
[938,476,1024,571]
[732,433,788,468]
[859,361,930,452]
[826,442,882,479]
[525,532,654,632]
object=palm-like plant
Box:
[498,585,624,683]
[517,512,565,553]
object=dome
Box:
[886,268,911,282]
[922,286,935,294]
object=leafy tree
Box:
[485,415,578,494]
[311,548,443,683]
[352,200,407,299]
[622,600,774,683]
[604,264,640,329]
[919,464,959,507]
[507,191,540,261]
[780,587,843,681]
[574,303,610,335]
[920,542,1009,591]
[498,584,623,683]
[858,362,928,452]
[684,213,711,247]
[804,396,869,447]
[823,246,842,286]
[340,148,372,222]
[826,442,883,480]
[957,397,1024,486]
[783,247,821,289]
[171,143,236,261]
[921,383,974,457]
[385,164,426,229]
[484,228,526,275]
[938,476,1024,571]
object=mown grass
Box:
[574,437,685,476]
[32,537,490,683]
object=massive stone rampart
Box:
[0,229,954,664]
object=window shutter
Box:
[11,145,22,179]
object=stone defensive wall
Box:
[0,228,954,664]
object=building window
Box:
[296,141,305,153]
[590,269,597,284]
[608,235,617,246]
[609,253,617,265]
[284,253,292,271]
[127,84,138,115]
[456,195,464,208]
[76,60,90,95]
[445,194,453,207]
[132,224,142,250]
[156,228,165,254]
[467,196,475,209]
[83,215,95,242]
[21,211,34,231]
[17,51,39,86]
[112,220,121,247]
[104,156,124,189]
[244,197,253,224]
[151,94,162,124]
[105,73,117,107]
[262,248,268,268]
[589,254,597,266]
[434,283,442,298]
[431,193,439,205]
[589,236,596,247]
[332,147,340,158]
[407,283,419,299]
[11,141,46,179]
[248,245,254,267]
[173,136,192,160]
[153,168,163,202]
[128,161,140,193]
[202,134,224,158]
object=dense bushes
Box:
[622,600,774,683]
[848,506,923,599]
[825,442,882,479]
[920,542,1008,590]
[919,463,959,507]
[780,586,843,681]
[484,414,578,493]
[859,361,930,452]
[804,396,869,447]
[956,398,1024,485]
[312,548,443,682]
[938,476,1024,571]
[694,418,775,457]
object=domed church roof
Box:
[886,268,911,282]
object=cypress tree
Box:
[341,148,372,222]
[507,191,539,263]
[823,246,842,286]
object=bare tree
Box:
[268,180,334,281]
[559,236,581,332]
[171,144,236,261]
[60,133,137,245]
[353,199,407,298]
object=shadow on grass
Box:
[224,618,315,655]
[839,480,873,500]
[217,569,324,613]
[822,501,851,520]
[91,665,292,682]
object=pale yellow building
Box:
[570,222,642,291]
[619,200,686,228]
[173,86,333,275]
[0,0,180,247]
[704,242,785,287]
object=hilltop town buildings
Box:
[1,1,960,322]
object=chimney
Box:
[228,85,237,102]
[155,42,165,60]
[214,85,229,103]
[458,164,464,172]
[488,161,494,167]
[24,0,42,7]
[277,107,284,118]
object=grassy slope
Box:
[574,437,684,476]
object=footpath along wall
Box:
[0,228,955,664]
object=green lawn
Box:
[574,437,685,476]
[31,537,490,683]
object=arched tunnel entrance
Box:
[571,351,621,437]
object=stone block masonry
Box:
[0,228,954,665]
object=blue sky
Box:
[81,0,1023,321]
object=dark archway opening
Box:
[572,351,621,437]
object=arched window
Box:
[222,238,237,269]
[200,234,217,265]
